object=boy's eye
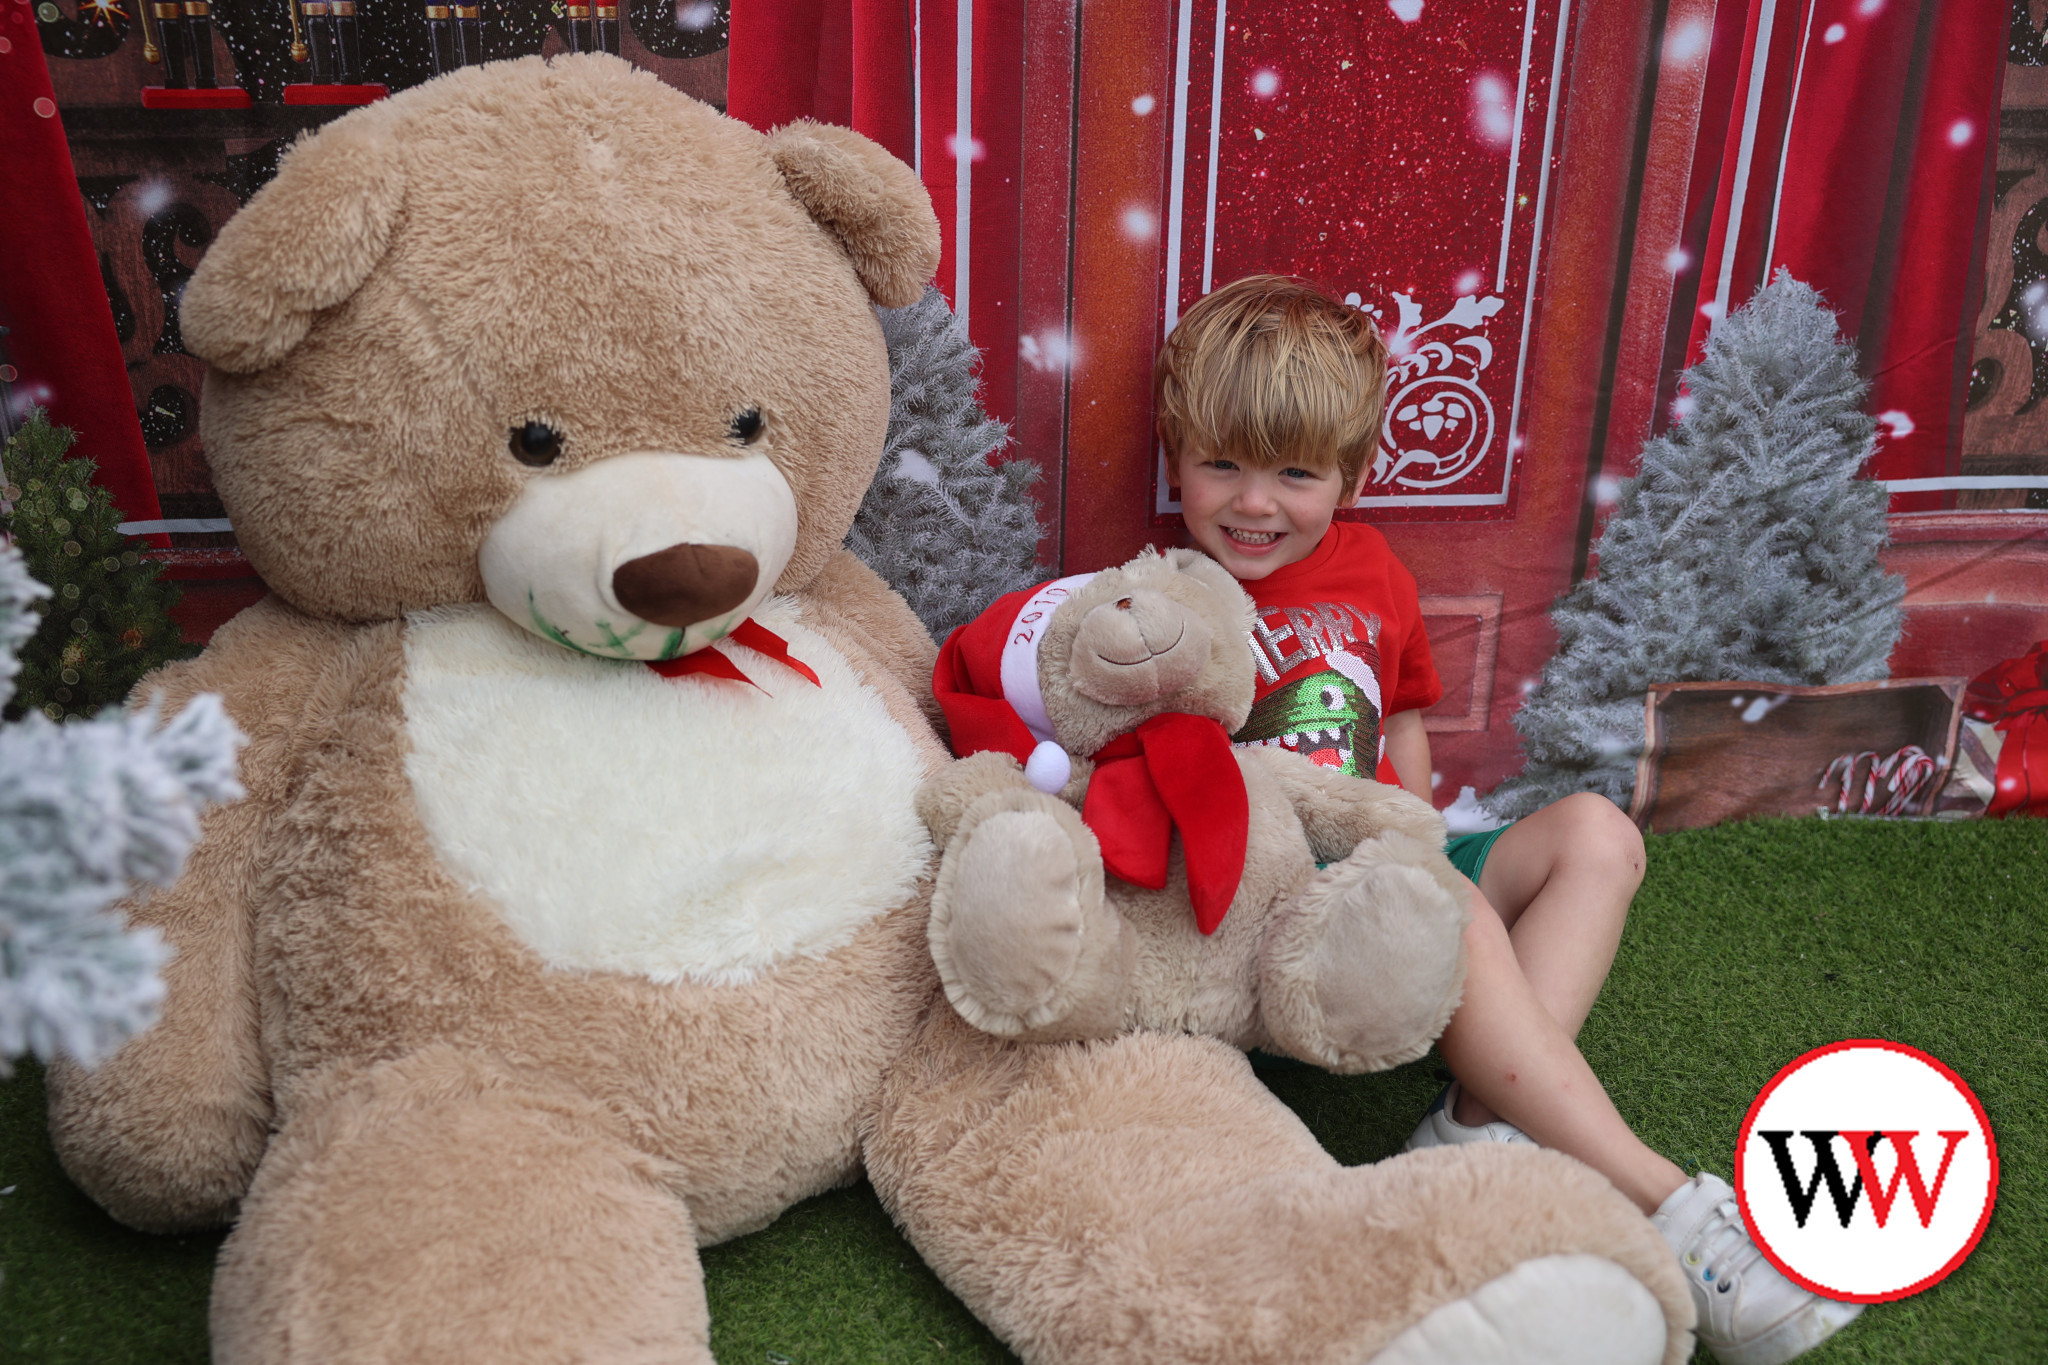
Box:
[1203,458,1240,472]
[1281,467,1320,481]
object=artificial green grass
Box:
[2,816,2043,1363]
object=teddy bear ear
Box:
[1162,546,1253,610]
[180,112,406,374]
[768,121,940,309]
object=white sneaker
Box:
[1402,1081,1537,1152]
[1652,1173,1864,1365]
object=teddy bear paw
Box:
[1258,834,1469,1073]
[929,788,1124,1039]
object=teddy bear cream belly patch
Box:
[399,598,931,985]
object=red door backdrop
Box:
[22,0,2048,806]
[802,0,2043,804]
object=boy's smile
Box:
[1174,455,1359,580]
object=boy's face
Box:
[1173,451,1359,580]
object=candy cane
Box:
[1876,745,1937,816]
[1820,753,1853,812]
[1820,751,1882,813]
[1820,746,1937,816]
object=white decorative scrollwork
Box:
[1358,291,1505,492]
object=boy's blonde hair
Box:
[1154,274,1388,493]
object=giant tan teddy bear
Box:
[47,53,1693,1365]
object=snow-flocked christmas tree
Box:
[1487,271,1905,819]
[850,287,1048,640]
[0,540,244,1076]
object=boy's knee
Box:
[1463,891,1512,956]
[1555,792,1645,884]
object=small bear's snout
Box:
[612,543,760,628]
[1068,590,1214,707]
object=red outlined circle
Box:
[1734,1039,1998,1304]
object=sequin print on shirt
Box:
[1234,602,1385,777]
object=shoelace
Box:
[1685,1197,1768,1295]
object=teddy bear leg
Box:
[1258,830,1471,1074]
[869,1004,1691,1365]
[928,787,1134,1041]
[212,1046,709,1365]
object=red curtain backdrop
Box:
[1680,0,2006,513]
[0,30,163,529]
[728,0,1023,430]
[727,0,914,164]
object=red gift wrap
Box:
[1964,641,2048,819]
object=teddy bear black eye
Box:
[509,422,564,467]
[728,408,764,445]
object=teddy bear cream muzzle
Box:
[1067,589,1214,708]
[478,448,798,661]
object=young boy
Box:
[1154,275,1861,1365]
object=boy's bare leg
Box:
[1454,792,1642,1128]
[1478,791,1643,1034]
[1435,899,1686,1214]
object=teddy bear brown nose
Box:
[612,543,759,627]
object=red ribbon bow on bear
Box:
[1965,639,2048,818]
[645,619,820,691]
[1083,712,1248,936]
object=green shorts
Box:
[1308,821,1514,880]
[1445,823,1513,883]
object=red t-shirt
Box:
[1229,521,1442,786]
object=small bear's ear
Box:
[180,111,406,374]
[768,121,939,308]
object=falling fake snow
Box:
[1470,73,1513,145]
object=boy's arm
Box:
[1381,707,1433,805]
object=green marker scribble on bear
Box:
[527,591,583,654]
[594,618,650,655]
[527,591,654,660]
[524,592,739,663]
[1233,669,1378,780]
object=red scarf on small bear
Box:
[1082,712,1247,936]
[933,586,1250,936]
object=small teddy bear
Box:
[920,546,1471,1072]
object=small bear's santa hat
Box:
[932,573,1097,793]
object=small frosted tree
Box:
[1488,271,1905,819]
[850,287,1048,640]
[0,541,244,1075]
